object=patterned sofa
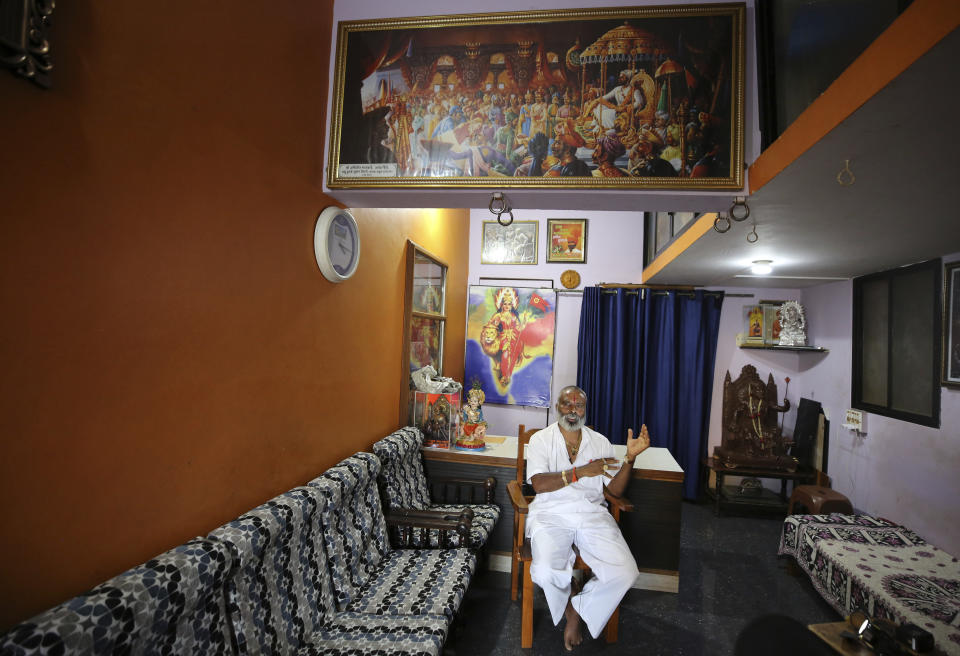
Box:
[779,514,960,655]
[373,426,500,550]
[1,452,477,656]
[0,537,237,655]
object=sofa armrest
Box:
[385,509,472,549]
[429,475,496,504]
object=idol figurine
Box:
[456,385,488,450]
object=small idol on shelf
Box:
[456,383,487,450]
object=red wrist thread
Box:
[571,467,578,482]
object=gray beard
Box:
[560,413,585,431]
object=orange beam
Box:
[641,213,717,283]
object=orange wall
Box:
[0,2,468,628]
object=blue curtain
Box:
[577,287,724,499]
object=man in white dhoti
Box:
[526,385,649,650]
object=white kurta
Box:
[525,423,640,638]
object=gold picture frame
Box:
[480,220,538,265]
[327,4,746,190]
[546,218,587,263]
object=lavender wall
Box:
[709,268,960,555]
[467,209,644,436]
[799,269,960,556]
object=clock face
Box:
[560,269,581,289]
[315,207,360,282]
[328,215,357,275]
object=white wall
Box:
[467,209,644,435]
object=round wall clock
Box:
[314,207,360,283]
[560,269,581,289]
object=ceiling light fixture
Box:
[751,260,773,275]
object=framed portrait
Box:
[546,219,587,263]
[327,5,746,190]
[481,220,538,265]
[943,261,960,387]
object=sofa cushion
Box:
[372,427,432,510]
[208,486,334,655]
[0,538,235,655]
[308,453,391,612]
[297,612,448,656]
[345,548,476,620]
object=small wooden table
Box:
[703,456,816,515]
[808,621,873,655]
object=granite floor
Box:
[447,500,839,655]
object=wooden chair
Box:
[507,424,634,648]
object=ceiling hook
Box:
[837,159,855,186]
[489,191,508,216]
[714,213,731,233]
[730,196,750,222]
[496,208,514,227]
[746,221,759,243]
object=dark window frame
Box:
[852,258,941,428]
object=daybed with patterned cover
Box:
[0,537,237,655]
[373,426,500,550]
[779,513,960,655]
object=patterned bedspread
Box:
[779,514,960,655]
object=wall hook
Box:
[837,159,855,186]
[489,192,514,226]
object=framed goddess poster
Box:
[464,286,556,407]
[547,218,587,263]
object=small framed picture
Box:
[744,305,764,344]
[546,218,587,263]
[480,220,538,265]
[943,262,960,387]
[762,302,784,345]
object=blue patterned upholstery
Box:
[373,427,501,549]
[308,453,392,611]
[308,453,476,621]
[374,426,433,510]
[208,486,333,654]
[210,481,449,656]
[297,612,448,656]
[0,538,235,655]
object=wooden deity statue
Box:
[456,384,487,450]
[714,365,797,471]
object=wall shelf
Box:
[738,344,828,353]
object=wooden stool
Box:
[788,485,853,515]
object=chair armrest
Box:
[507,480,530,513]
[384,510,472,549]
[603,491,634,512]
[429,475,497,504]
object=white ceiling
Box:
[644,26,960,289]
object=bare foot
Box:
[563,592,583,651]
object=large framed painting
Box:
[943,261,960,387]
[327,4,746,190]
[465,286,556,407]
